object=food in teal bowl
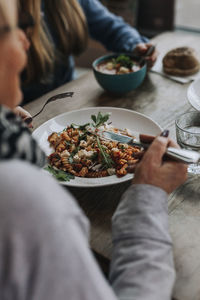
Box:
[92,53,147,94]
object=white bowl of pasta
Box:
[32,107,162,187]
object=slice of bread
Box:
[163,47,200,76]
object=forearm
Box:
[110,184,175,300]
[80,0,148,52]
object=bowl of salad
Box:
[92,53,147,94]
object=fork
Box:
[100,131,200,164]
[24,91,74,124]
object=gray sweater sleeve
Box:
[0,161,117,300]
[0,161,175,300]
[110,184,175,300]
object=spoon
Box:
[24,91,74,125]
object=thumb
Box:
[136,43,148,54]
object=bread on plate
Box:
[162,47,200,76]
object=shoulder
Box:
[78,0,105,12]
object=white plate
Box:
[187,78,200,110]
[32,107,162,187]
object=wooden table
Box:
[24,31,200,300]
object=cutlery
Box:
[138,45,156,65]
[24,91,74,124]
[125,45,155,65]
[100,131,200,164]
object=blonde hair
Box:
[19,0,88,82]
[0,0,17,30]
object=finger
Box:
[168,138,180,149]
[14,106,32,119]
[162,160,188,179]
[27,122,33,129]
[24,117,33,128]
[21,111,32,119]
[136,43,148,54]
[132,150,145,159]
[126,163,138,173]
[24,117,33,124]
[140,130,169,145]
[160,130,169,138]
[145,42,154,48]
[140,134,155,144]
[146,57,157,69]
[142,136,169,165]
[146,49,158,61]
[145,50,158,70]
[151,50,159,62]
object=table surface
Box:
[24,31,200,300]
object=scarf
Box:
[0,105,46,167]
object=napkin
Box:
[151,55,200,84]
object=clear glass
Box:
[176,111,200,174]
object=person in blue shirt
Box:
[18,0,158,104]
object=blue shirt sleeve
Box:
[79,0,148,52]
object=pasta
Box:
[47,113,142,179]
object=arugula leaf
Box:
[119,144,125,150]
[90,152,98,161]
[79,132,87,141]
[96,112,101,125]
[65,141,71,147]
[91,115,97,123]
[96,136,114,169]
[91,112,110,128]
[71,123,90,131]
[44,165,74,182]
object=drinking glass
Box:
[176,111,200,174]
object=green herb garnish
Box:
[119,144,125,150]
[90,152,98,161]
[65,141,71,147]
[44,165,74,181]
[91,112,110,128]
[96,136,114,169]
[79,133,87,141]
[62,112,111,133]
[71,123,90,131]
[113,54,133,69]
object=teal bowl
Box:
[92,53,147,94]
